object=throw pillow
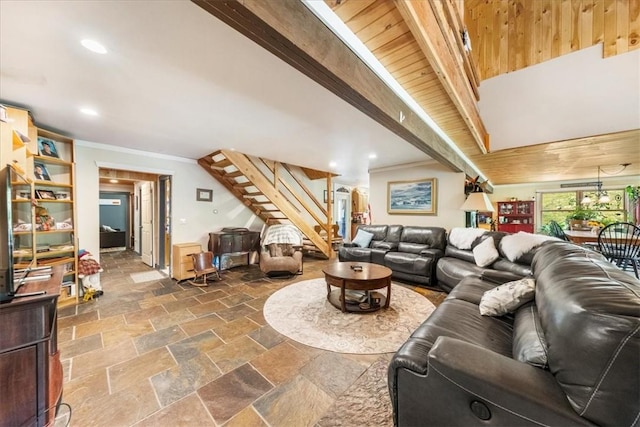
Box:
[268,243,294,257]
[280,243,294,256]
[473,236,499,267]
[512,302,549,368]
[351,229,374,248]
[268,243,283,257]
[479,277,536,316]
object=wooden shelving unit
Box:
[3,106,79,306]
[497,201,534,233]
[31,128,78,305]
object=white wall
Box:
[369,160,465,231]
[75,141,263,261]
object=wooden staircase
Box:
[198,150,337,258]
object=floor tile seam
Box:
[193,389,222,427]
[135,304,172,327]
[246,361,277,389]
[73,313,126,340]
[245,332,270,353]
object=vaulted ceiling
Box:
[1,0,638,188]
[323,0,640,185]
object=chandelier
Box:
[581,164,630,205]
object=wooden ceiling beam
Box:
[395,0,489,154]
[192,0,480,178]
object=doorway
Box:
[334,190,351,240]
[98,167,171,271]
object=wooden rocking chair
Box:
[189,251,220,287]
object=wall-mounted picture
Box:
[37,137,59,158]
[387,178,437,215]
[196,188,213,202]
[35,189,56,200]
[34,162,51,181]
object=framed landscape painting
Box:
[387,178,437,215]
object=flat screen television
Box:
[0,164,14,302]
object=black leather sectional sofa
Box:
[387,240,640,426]
[339,225,535,291]
[338,224,446,287]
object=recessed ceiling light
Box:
[81,39,107,54]
[329,161,337,168]
[109,179,118,183]
[80,107,98,116]
[368,153,377,159]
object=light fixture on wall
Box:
[460,185,494,228]
[581,163,630,205]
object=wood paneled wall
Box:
[465,0,640,80]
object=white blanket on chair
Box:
[448,227,487,250]
[500,232,558,262]
[263,225,302,246]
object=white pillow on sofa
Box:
[352,229,374,248]
[473,236,499,267]
[479,277,536,316]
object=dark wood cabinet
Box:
[0,267,63,427]
[497,201,535,233]
[208,228,260,270]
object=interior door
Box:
[141,181,154,266]
[334,191,351,240]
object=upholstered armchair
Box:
[259,224,303,276]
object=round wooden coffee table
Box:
[322,262,392,313]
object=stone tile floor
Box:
[56,250,446,426]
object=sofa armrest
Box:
[480,268,524,284]
[342,242,358,248]
[373,241,398,251]
[419,248,444,258]
[402,336,590,426]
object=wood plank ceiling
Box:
[326,0,640,186]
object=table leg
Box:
[341,285,347,312]
[384,278,391,308]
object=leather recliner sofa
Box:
[388,241,640,426]
[338,224,446,287]
[436,230,535,292]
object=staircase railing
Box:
[198,149,336,258]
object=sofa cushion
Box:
[512,302,548,368]
[352,229,374,248]
[479,277,535,316]
[473,236,499,267]
[410,298,514,357]
[533,242,640,427]
[446,276,498,305]
[385,252,433,276]
[397,241,429,254]
[339,245,372,260]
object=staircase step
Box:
[212,159,232,168]
[224,171,244,178]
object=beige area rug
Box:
[130,270,166,283]
[263,278,435,354]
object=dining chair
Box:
[548,220,570,241]
[597,222,640,278]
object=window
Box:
[540,189,627,228]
